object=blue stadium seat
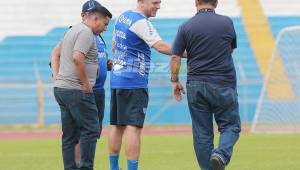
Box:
[1,17,300,125]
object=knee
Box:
[193,131,214,143]
[110,147,120,154]
[81,127,100,143]
[219,123,241,135]
[62,132,78,144]
[62,137,77,150]
[109,141,121,154]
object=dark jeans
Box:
[93,88,105,137]
[186,81,241,170]
[54,87,100,170]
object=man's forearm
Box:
[51,55,60,78]
[153,41,172,56]
[170,55,181,82]
[73,52,89,86]
[50,43,61,79]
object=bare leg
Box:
[124,125,142,160]
[75,143,80,166]
[109,125,125,170]
[109,125,125,154]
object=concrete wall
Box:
[0,0,239,40]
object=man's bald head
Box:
[137,0,161,18]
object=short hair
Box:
[88,5,112,19]
[197,0,218,4]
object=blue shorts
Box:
[110,88,148,128]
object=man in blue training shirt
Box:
[93,34,112,137]
[170,0,241,170]
[50,0,112,168]
[108,0,174,170]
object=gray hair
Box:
[197,0,218,4]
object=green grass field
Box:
[0,134,300,170]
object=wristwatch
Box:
[170,76,179,83]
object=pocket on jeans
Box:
[186,81,198,87]
[82,92,96,105]
[216,87,237,107]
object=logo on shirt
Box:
[98,52,106,59]
[119,15,132,26]
[117,43,127,50]
[115,29,126,39]
[138,52,146,76]
[112,59,126,75]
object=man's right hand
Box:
[172,81,185,101]
[82,83,93,93]
[52,73,57,82]
[107,59,113,71]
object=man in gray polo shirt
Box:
[53,4,112,170]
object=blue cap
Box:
[82,0,101,12]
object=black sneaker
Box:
[211,155,225,170]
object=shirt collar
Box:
[196,8,215,15]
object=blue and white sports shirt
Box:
[110,10,162,89]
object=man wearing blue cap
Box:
[51,1,112,169]
[77,1,113,165]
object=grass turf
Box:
[0,134,300,170]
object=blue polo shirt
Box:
[93,36,108,90]
[172,9,237,88]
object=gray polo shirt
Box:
[54,23,98,90]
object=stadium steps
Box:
[239,0,294,100]
[2,17,300,124]
[0,18,261,124]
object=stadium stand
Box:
[0,0,299,125]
